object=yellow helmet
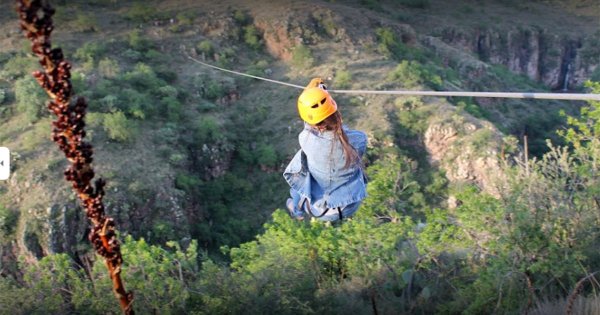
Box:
[297,87,337,125]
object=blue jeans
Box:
[289,188,361,221]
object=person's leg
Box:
[287,188,304,218]
[312,201,362,222]
[340,201,361,219]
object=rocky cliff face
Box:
[438,26,599,90]
[423,103,506,198]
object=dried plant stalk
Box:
[15,0,134,313]
[566,271,599,315]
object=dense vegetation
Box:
[0,0,598,313]
[1,83,599,313]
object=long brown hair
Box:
[314,111,358,168]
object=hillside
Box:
[0,0,599,313]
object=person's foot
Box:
[286,198,304,220]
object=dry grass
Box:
[531,295,600,315]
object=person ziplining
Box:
[283,78,368,222]
[182,54,600,222]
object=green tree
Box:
[334,69,352,89]
[161,96,182,122]
[14,76,47,123]
[0,205,19,242]
[243,25,261,50]
[256,143,277,168]
[127,29,152,51]
[196,40,214,56]
[124,4,158,23]
[0,55,37,80]
[291,44,314,68]
[1,236,199,314]
[98,57,120,78]
[375,27,425,62]
[103,110,134,141]
[74,41,106,65]
[426,82,600,313]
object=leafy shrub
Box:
[161,96,182,122]
[175,173,201,193]
[376,27,400,58]
[74,41,106,63]
[0,52,11,64]
[97,58,120,78]
[103,110,134,142]
[119,88,151,119]
[205,81,225,100]
[215,47,236,68]
[0,55,37,80]
[388,60,424,88]
[194,116,222,144]
[457,100,484,118]
[312,11,338,37]
[155,66,178,83]
[193,75,235,100]
[168,152,186,167]
[243,25,262,50]
[388,60,442,89]
[469,128,494,150]
[127,29,151,51]
[122,63,163,90]
[14,76,47,123]
[196,40,214,56]
[121,48,143,61]
[256,143,278,168]
[232,9,250,25]
[396,101,431,135]
[6,236,199,314]
[291,44,314,68]
[246,60,269,77]
[153,123,179,145]
[219,208,417,313]
[334,69,352,89]
[85,112,104,128]
[376,27,425,61]
[197,100,217,111]
[0,89,5,104]
[359,150,426,218]
[143,49,167,64]
[0,205,19,241]
[580,31,600,64]
[176,11,195,27]
[124,3,158,23]
[157,85,178,98]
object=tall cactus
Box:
[15,0,134,313]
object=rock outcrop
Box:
[436,26,599,89]
[423,103,506,197]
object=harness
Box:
[300,197,343,221]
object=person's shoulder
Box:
[299,124,312,141]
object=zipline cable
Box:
[186,54,304,89]
[185,54,600,102]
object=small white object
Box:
[0,147,9,180]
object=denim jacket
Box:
[283,124,367,210]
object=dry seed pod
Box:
[15,0,134,314]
